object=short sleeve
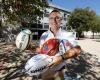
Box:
[38,32,48,48]
[58,32,78,54]
[67,33,78,47]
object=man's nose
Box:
[52,18,57,22]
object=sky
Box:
[49,0,100,16]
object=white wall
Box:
[84,31,100,38]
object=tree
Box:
[1,0,48,25]
[95,16,100,33]
[67,7,96,39]
[1,0,49,42]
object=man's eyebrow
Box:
[49,16,61,18]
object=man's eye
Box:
[49,17,61,20]
[56,17,60,19]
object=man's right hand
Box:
[48,56,62,68]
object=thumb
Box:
[47,56,55,68]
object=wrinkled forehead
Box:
[49,12,62,17]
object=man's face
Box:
[49,12,62,32]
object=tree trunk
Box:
[92,31,94,39]
[77,32,80,40]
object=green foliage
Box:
[68,7,97,38]
[1,0,48,23]
[95,16,100,32]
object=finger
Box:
[48,62,56,69]
[48,63,53,67]
[47,57,55,68]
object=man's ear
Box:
[60,17,63,20]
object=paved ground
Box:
[0,39,100,80]
[77,39,100,58]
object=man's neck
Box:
[50,28,59,37]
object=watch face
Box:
[40,38,59,56]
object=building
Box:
[22,3,71,40]
[84,31,100,39]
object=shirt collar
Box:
[48,28,61,37]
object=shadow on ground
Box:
[0,43,36,80]
[65,51,100,80]
[0,43,100,80]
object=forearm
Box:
[61,45,81,60]
[48,46,81,68]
